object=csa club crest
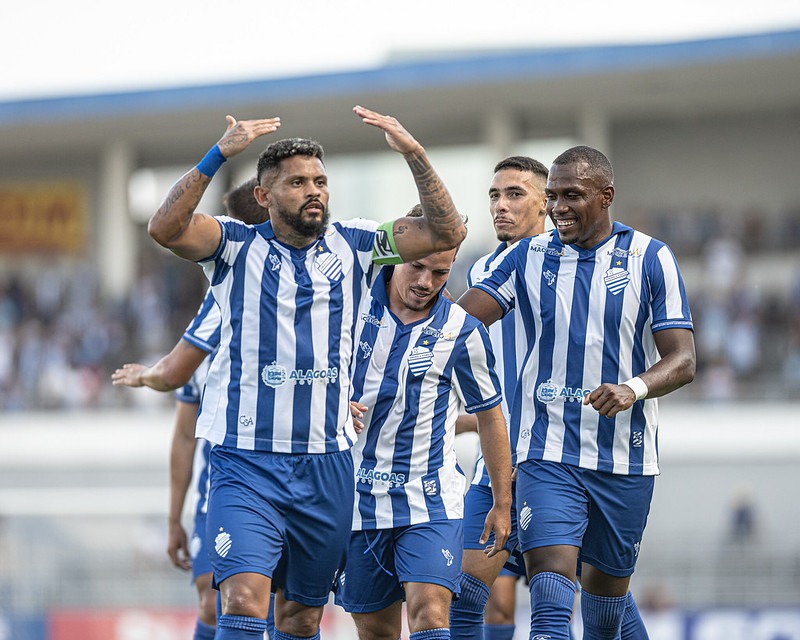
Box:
[603,267,630,295]
[314,249,343,283]
[408,346,434,377]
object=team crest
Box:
[603,267,630,295]
[314,249,343,283]
[408,346,434,377]
[215,529,232,558]
[261,361,287,388]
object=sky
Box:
[3,0,800,101]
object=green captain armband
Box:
[372,220,404,265]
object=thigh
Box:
[206,447,286,586]
[334,529,404,613]
[581,471,655,578]
[515,459,589,553]
[277,450,356,607]
[395,520,463,594]
[463,483,520,556]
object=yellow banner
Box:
[0,182,87,254]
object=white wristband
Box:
[622,376,648,401]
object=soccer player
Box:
[146,107,467,640]
[457,146,696,640]
[335,206,511,640]
[112,178,271,640]
[449,156,548,640]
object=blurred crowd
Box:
[1,209,799,412]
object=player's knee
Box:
[407,598,450,633]
[485,598,515,625]
[278,601,324,637]
[220,579,269,618]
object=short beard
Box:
[275,203,331,239]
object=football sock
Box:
[273,631,320,640]
[216,614,268,639]
[266,595,275,640]
[410,629,450,640]
[484,623,515,640]
[449,572,490,640]
[581,590,628,639]
[620,591,649,640]
[528,572,576,640]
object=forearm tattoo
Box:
[406,149,465,241]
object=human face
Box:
[489,169,547,244]
[256,155,330,243]
[388,250,456,319]
[545,161,614,249]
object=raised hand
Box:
[353,105,423,156]
[215,115,282,159]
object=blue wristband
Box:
[196,145,226,177]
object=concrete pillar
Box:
[483,108,517,163]
[577,107,611,156]
[97,140,136,301]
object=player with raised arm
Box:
[146,107,466,640]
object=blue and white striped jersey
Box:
[181,287,221,353]
[350,269,502,530]
[196,217,381,453]
[175,287,219,517]
[466,243,523,488]
[474,222,693,476]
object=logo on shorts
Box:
[215,529,232,558]
[632,431,644,447]
[189,533,202,559]
[532,635,553,640]
[634,541,641,557]
[519,504,532,531]
[441,548,454,566]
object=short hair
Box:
[256,138,325,184]
[493,155,548,181]
[223,177,268,225]
[552,146,614,185]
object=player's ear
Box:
[254,184,271,208]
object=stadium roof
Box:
[1,28,799,162]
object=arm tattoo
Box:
[405,149,463,240]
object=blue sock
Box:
[216,614,268,639]
[581,590,628,639]
[266,595,275,640]
[485,623,515,640]
[528,572,576,640]
[410,629,450,640]
[449,573,490,640]
[273,631,320,640]
[619,592,649,640]
[193,618,216,640]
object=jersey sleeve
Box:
[453,320,502,414]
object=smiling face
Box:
[388,249,456,321]
[545,160,614,249]
[255,154,330,244]
[489,168,547,244]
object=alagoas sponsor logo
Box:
[356,467,407,487]
[536,379,591,403]
[261,362,339,388]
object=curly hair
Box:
[256,138,325,185]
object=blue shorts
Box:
[207,446,355,606]
[462,483,519,556]
[334,520,463,613]
[190,512,212,582]
[515,459,655,577]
